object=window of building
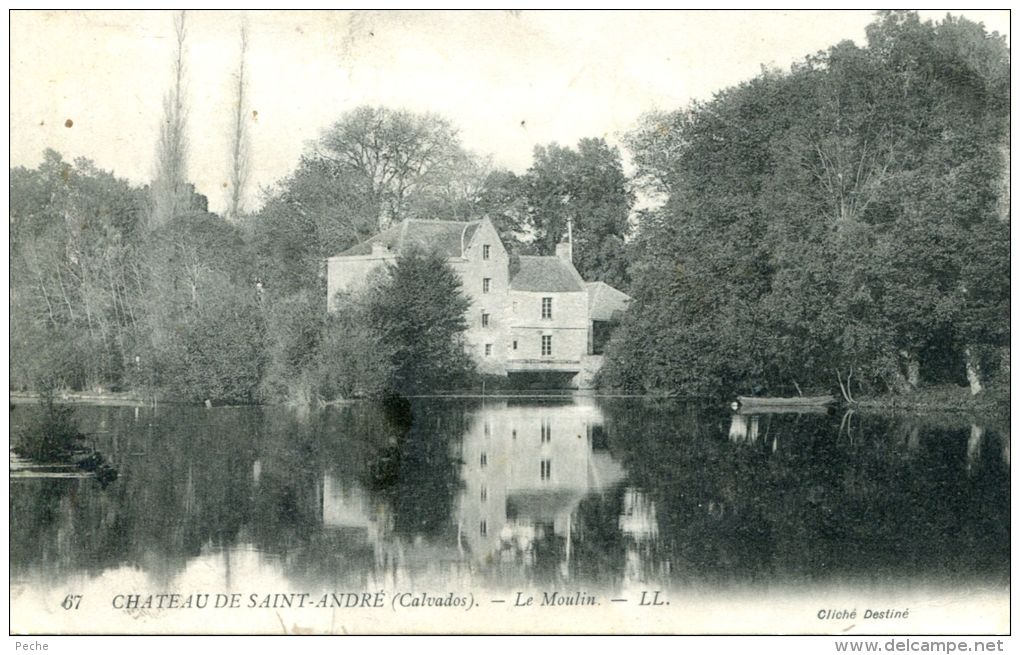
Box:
[480,520,487,536]
[482,245,491,260]
[512,339,518,350]
[541,335,552,356]
[480,486,488,502]
[540,459,552,481]
[481,312,489,327]
[511,428,517,439]
[484,421,490,436]
[485,343,492,357]
[483,278,491,293]
[542,297,552,319]
[480,452,487,467]
[541,419,551,443]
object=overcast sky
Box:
[10,9,1010,215]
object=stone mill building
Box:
[326,217,631,388]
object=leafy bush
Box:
[15,392,82,461]
[260,289,326,404]
[365,247,474,396]
[307,249,475,401]
[314,291,394,400]
[159,292,268,404]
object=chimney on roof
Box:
[556,217,573,263]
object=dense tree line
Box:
[11,102,632,402]
[10,12,1009,404]
[9,149,263,403]
[599,12,1009,400]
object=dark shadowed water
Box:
[9,398,1010,604]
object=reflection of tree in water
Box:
[249,407,323,549]
[11,403,390,583]
[9,405,262,580]
[606,401,776,583]
[569,488,627,585]
[10,400,1009,591]
[10,478,77,576]
[602,400,1010,587]
[105,407,260,579]
[365,398,465,540]
[250,403,399,552]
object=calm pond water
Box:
[9,397,1010,631]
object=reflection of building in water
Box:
[456,400,624,566]
[619,487,661,584]
[619,488,658,540]
[728,413,760,444]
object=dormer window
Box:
[482,245,491,260]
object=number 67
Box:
[61,594,82,610]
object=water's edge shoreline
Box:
[9,387,1008,420]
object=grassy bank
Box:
[855,383,1008,411]
[10,390,147,407]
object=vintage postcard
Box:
[8,9,1010,637]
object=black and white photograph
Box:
[7,8,1011,638]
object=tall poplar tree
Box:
[150,11,190,226]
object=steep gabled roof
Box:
[336,219,480,258]
[510,256,586,292]
[586,281,631,321]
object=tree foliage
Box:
[158,291,267,405]
[600,11,1009,399]
[366,248,475,396]
[11,12,1007,406]
[312,105,476,230]
[246,106,492,299]
[488,139,635,287]
[11,151,147,391]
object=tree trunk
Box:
[894,349,920,390]
[907,425,920,452]
[835,369,855,403]
[964,347,984,395]
[905,358,920,388]
[887,366,911,394]
[967,424,984,472]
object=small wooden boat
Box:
[736,395,835,409]
[736,404,832,416]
